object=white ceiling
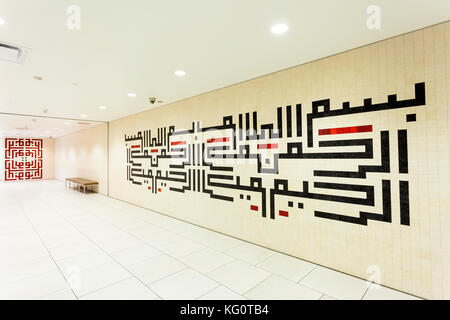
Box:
[0,0,449,128]
[0,114,100,138]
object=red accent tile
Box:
[171,141,186,146]
[207,137,230,143]
[319,125,372,136]
[148,186,151,190]
[250,205,258,211]
[279,210,289,217]
[150,149,158,153]
[158,188,162,192]
[257,143,278,149]
[131,145,140,149]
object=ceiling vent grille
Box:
[0,42,29,64]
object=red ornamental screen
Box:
[4,138,43,181]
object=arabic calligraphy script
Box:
[125,82,426,226]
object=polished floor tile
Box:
[363,283,420,300]
[40,288,77,300]
[225,242,275,265]
[208,260,271,295]
[257,253,317,282]
[184,228,244,252]
[320,294,337,300]
[0,256,58,286]
[80,278,158,300]
[110,244,161,267]
[245,275,322,300]
[158,238,205,259]
[300,266,368,300]
[96,235,144,253]
[157,218,203,235]
[199,285,247,300]
[0,270,69,299]
[0,180,419,300]
[127,224,165,238]
[137,229,183,248]
[42,232,90,249]
[149,268,219,300]
[69,261,132,297]
[0,243,49,269]
[179,248,234,274]
[56,249,113,277]
[128,254,186,284]
[48,242,98,261]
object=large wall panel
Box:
[1,137,54,181]
[109,22,450,299]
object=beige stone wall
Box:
[54,124,109,194]
[108,22,450,299]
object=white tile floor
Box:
[0,180,421,300]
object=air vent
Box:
[0,42,29,64]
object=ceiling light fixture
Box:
[174,70,186,77]
[127,93,136,98]
[81,114,87,118]
[271,23,289,35]
[0,17,5,25]
[99,106,107,110]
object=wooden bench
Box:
[65,177,99,194]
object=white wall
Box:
[0,140,4,181]
[54,124,108,194]
[43,138,55,180]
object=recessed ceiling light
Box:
[81,114,87,118]
[271,23,289,35]
[127,93,137,98]
[99,106,107,110]
[174,70,186,77]
[0,17,5,25]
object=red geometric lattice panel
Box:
[4,138,43,181]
